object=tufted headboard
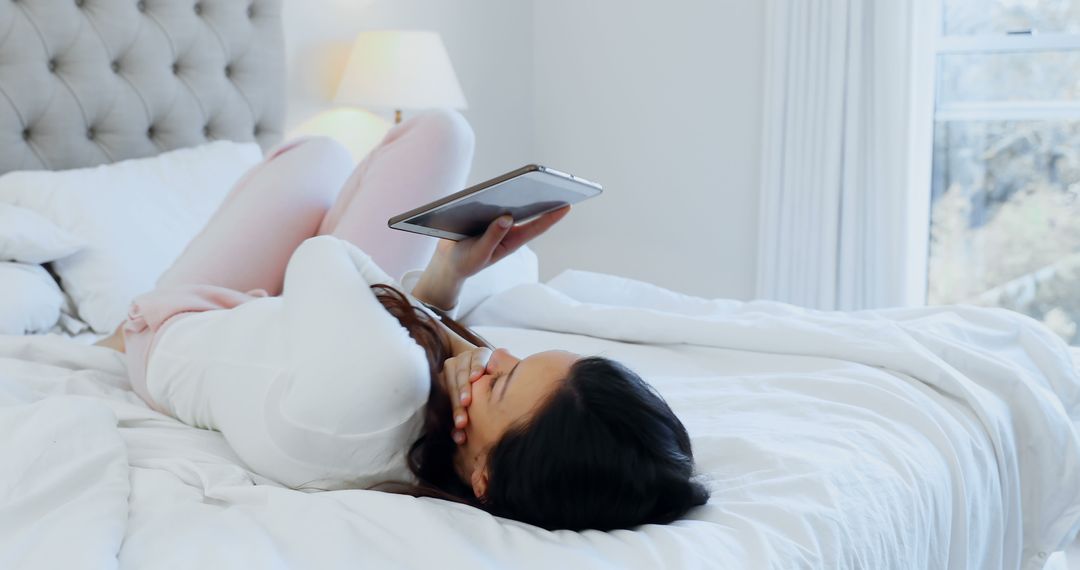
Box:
[0,0,285,175]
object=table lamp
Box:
[334,30,468,124]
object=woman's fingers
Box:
[457,348,491,410]
[511,205,570,245]
[492,205,571,262]
[442,207,571,279]
[454,360,470,424]
[452,362,468,429]
[469,348,491,382]
[444,358,468,434]
[446,344,497,447]
[466,216,514,269]
[444,348,491,445]
[440,216,512,280]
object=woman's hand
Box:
[441,347,492,444]
[437,205,572,281]
[412,205,571,311]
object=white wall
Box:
[530,0,765,299]
[281,0,534,185]
[282,0,765,300]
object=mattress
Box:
[3,269,1080,569]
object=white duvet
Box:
[2,269,1080,569]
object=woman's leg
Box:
[158,109,473,294]
[104,137,355,352]
[317,109,475,281]
[155,136,356,295]
[119,137,354,407]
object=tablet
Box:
[388,164,602,241]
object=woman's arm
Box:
[409,254,465,312]
[281,236,431,431]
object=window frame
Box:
[938,32,1080,53]
[935,32,1080,121]
[918,3,1080,305]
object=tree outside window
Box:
[928,0,1080,343]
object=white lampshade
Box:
[334,30,468,111]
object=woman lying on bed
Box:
[94,110,708,531]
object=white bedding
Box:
[2,269,1080,569]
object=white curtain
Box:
[756,0,936,310]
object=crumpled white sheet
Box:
[0,337,131,570]
[0,268,1078,569]
[468,269,1080,570]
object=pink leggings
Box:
[123,109,474,407]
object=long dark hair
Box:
[484,356,709,530]
[370,284,709,530]
[369,284,477,502]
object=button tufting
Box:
[147,125,155,137]
[253,124,261,136]
[246,4,255,17]
[193,2,202,15]
[171,62,180,75]
[110,61,120,73]
[136,0,145,12]
[75,0,84,7]
[86,127,96,140]
[21,128,30,141]
[224,64,233,78]
[47,60,57,73]
[202,125,211,137]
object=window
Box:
[927,0,1080,344]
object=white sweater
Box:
[145,236,433,490]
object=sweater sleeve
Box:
[278,236,432,437]
[144,236,433,489]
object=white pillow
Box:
[0,262,65,334]
[0,203,84,263]
[457,246,539,319]
[0,141,264,333]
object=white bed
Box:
[4,268,1080,569]
[2,0,1080,568]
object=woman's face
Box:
[454,348,578,492]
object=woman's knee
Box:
[253,136,355,198]
[266,136,353,167]
[405,109,475,158]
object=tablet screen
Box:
[407,176,582,237]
